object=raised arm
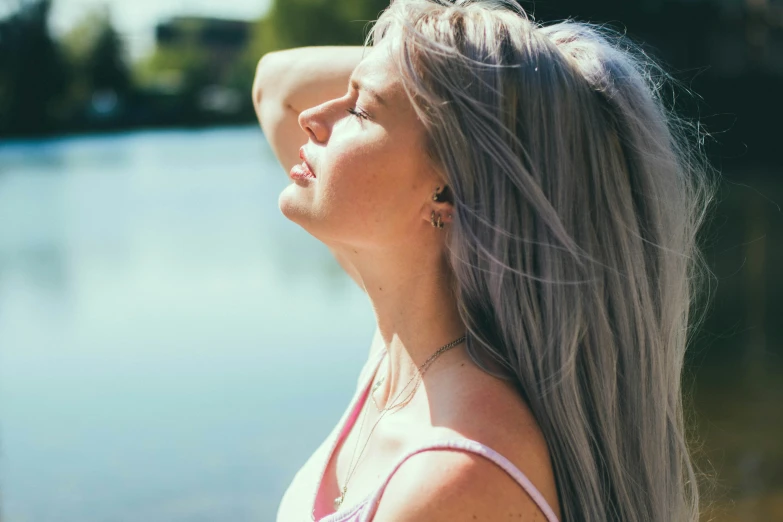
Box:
[251,46,369,290]
[252,46,367,172]
[252,46,381,363]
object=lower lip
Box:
[290,162,316,181]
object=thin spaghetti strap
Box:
[360,438,560,522]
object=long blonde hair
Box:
[368,1,715,520]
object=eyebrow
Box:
[350,78,387,107]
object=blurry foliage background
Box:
[0,0,781,164]
[0,0,781,521]
[0,0,391,135]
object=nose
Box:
[298,103,331,144]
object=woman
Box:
[252,1,713,521]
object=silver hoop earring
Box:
[431,211,444,229]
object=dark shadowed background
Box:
[0,0,780,521]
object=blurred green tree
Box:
[0,0,69,135]
[262,0,389,49]
[60,8,132,122]
[230,0,390,107]
[134,23,215,124]
[85,19,131,96]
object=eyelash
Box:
[346,107,369,120]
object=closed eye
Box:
[347,107,370,120]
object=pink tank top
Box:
[309,350,561,522]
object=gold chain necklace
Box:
[333,334,467,511]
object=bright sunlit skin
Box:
[275,38,471,441]
[278,40,448,250]
[255,38,559,522]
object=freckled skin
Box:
[278,40,441,252]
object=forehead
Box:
[351,41,407,105]
[354,42,395,77]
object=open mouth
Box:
[290,159,315,180]
[290,147,316,180]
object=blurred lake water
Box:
[0,126,780,521]
[0,126,377,521]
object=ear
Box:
[422,184,455,229]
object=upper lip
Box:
[299,147,316,177]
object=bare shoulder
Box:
[371,366,561,521]
[371,445,556,522]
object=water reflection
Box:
[0,126,375,521]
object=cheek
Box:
[278,141,384,239]
[281,128,429,243]
[321,138,394,217]
[330,133,432,226]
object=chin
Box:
[278,184,314,226]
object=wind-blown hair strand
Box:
[368,1,715,521]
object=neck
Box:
[333,239,468,411]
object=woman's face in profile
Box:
[279,38,440,249]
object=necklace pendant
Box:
[334,487,346,510]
